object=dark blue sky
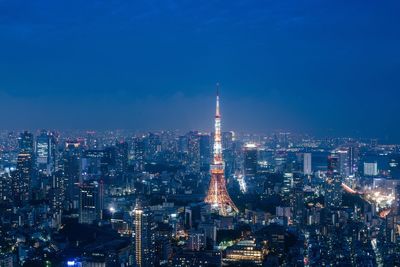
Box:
[0,0,399,140]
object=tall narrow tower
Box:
[132,198,156,267]
[205,85,239,216]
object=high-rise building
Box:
[199,134,211,171]
[187,230,206,251]
[18,131,34,154]
[364,162,378,176]
[303,153,312,175]
[36,130,55,175]
[281,172,293,203]
[204,88,238,216]
[115,141,129,174]
[187,131,201,173]
[13,153,33,203]
[63,141,82,205]
[222,131,234,151]
[81,150,105,181]
[79,181,104,224]
[292,173,305,225]
[49,170,65,213]
[244,143,258,177]
[132,198,156,267]
[336,149,350,178]
[133,137,145,171]
[348,146,359,175]
[327,154,339,174]
[325,155,342,208]
[145,133,161,160]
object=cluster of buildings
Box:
[0,95,400,266]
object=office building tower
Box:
[336,149,350,178]
[281,172,293,203]
[63,141,82,205]
[348,146,359,175]
[327,154,339,174]
[132,198,156,267]
[14,153,33,203]
[222,131,234,151]
[115,141,129,174]
[79,181,104,224]
[303,153,312,175]
[199,134,211,171]
[81,150,105,181]
[187,230,206,251]
[293,173,305,225]
[325,155,342,208]
[36,130,55,175]
[364,162,378,176]
[18,131,34,154]
[49,170,65,213]
[187,131,201,173]
[145,133,161,160]
[324,175,342,208]
[133,137,145,171]
[244,143,257,177]
[102,146,117,177]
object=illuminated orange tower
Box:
[204,85,239,216]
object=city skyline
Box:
[0,91,400,265]
[2,1,400,266]
[0,1,400,141]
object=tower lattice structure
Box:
[204,86,239,216]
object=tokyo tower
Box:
[204,85,239,216]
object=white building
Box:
[364,162,378,176]
[303,153,312,175]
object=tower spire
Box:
[216,83,220,118]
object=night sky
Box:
[0,0,399,140]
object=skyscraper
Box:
[18,131,34,154]
[187,131,201,173]
[79,181,104,224]
[133,137,145,171]
[325,155,342,208]
[244,143,258,177]
[115,140,129,174]
[36,130,55,175]
[14,153,33,203]
[348,146,359,175]
[199,134,211,171]
[303,153,312,175]
[132,198,156,267]
[145,133,161,160]
[336,149,350,178]
[204,88,238,216]
[63,141,81,205]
